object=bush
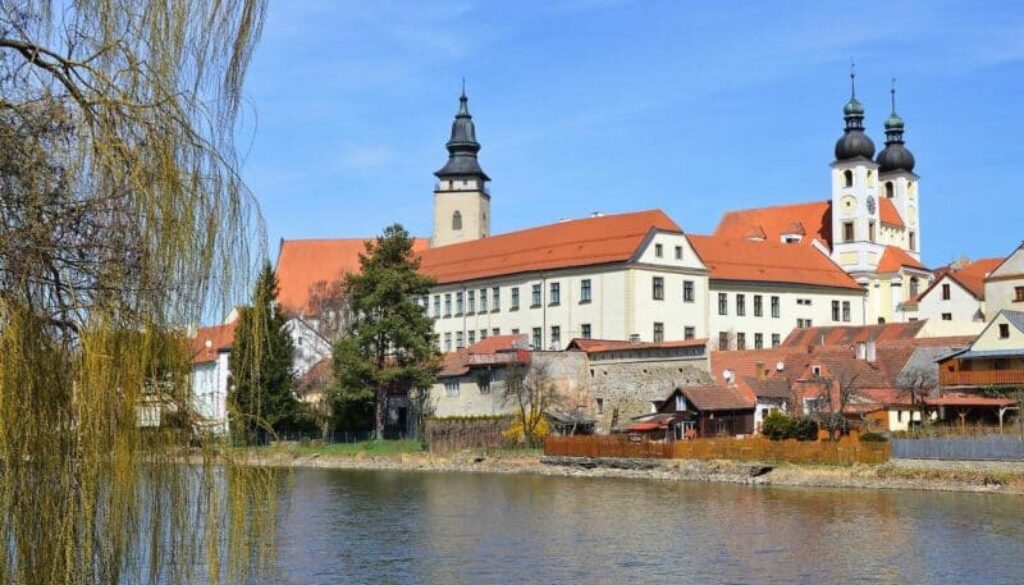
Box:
[762,412,818,441]
[859,431,888,443]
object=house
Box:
[566,337,712,433]
[915,257,1003,323]
[189,321,237,435]
[984,242,1024,319]
[627,385,755,440]
[935,310,1024,427]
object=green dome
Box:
[884,111,904,130]
[843,96,864,116]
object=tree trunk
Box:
[375,387,387,440]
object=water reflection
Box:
[273,469,1024,585]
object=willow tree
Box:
[0,2,277,584]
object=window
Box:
[455,331,464,349]
[477,373,491,394]
[675,246,683,260]
[550,326,561,348]
[532,327,542,349]
[736,332,746,350]
[510,287,520,310]
[492,287,500,311]
[511,328,519,335]
[433,295,441,318]
[843,221,855,243]
[455,292,464,316]
[655,243,664,258]
[653,322,664,342]
[444,332,452,352]
[683,280,695,303]
[736,294,746,317]
[549,282,561,306]
[468,330,476,345]
[1000,323,1010,339]
[868,221,876,243]
[580,279,592,303]
[492,328,500,336]
[452,211,462,230]
[596,398,604,415]
[811,365,822,377]
[531,284,542,308]
[797,319,812,329]
[581,323,592,339]
[832,300,841,322]
[754,333,763,350]
[754,295,763,317]
[771,334,781,348]
[444,294,452,318]
[480,329,488,340]
[941,313,952,321]
[908,231,916,251]
[652,277,664,300]
[909,277,920,299]
[718,331,730,350]
[718,293,728,316]
[1016,286,1024,302]
[684,326,695,340]
[842,301,851,323]
[885,181,894,198]
[942,283,951,300]
[797,298,812,306]
[843,169,853,187]
[444,381,459,397]
[479,288,488,312]
[467,290,475,313]
[771,296,780,318]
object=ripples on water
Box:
[273,469,1024,585]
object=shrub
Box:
[791,416,819,441]
[762,411,793,440]
[859,431,888,443]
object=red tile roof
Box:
[781,322,927,348]
[688,235,862,290]
[918,257,1003,300]
[466,334,529,355]
[419,210,681,285]
[679,385,756,411]
[190,322,237,364]
[877,245,928,273]
[878,198,905,228]
[438,335,531,377]
[566,338,708,354]
[714,200,832,248]
[275,238,431,315]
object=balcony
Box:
[940,369,1024,387]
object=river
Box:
[272,468,1023,584]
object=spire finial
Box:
[461,77,466,99]
[890,75,897,113]
[850,59,856,98]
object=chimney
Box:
[866,340,877,363]
[755,361,766,381]
[856,342,867,360]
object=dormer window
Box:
[843,170,853,188]
[452,211,462,230]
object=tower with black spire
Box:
[830,64,882,277]
[432,85,491,248]
[876,78,920,258]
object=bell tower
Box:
[433,85,490,248]
[876,78,920,259]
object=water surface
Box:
[274,468,1024,584]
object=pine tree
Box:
[329,224,440,439]
[229,262,298,442]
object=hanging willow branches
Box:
[0,1,275,584]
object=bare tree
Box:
[503,361,560,447]
[896,368,938,432]
[306,278,354,342]
[814,372,859,442]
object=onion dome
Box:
[876,80,915,173]
[834,69,876,161]
[435,85,490,181]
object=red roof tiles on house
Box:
[714,200,832,248]
[688,235,862,290]
[190,322,237,364]
[679,385,756,411]
[566,337,708,354]
[419,210,681,285]
[275,238,431,315]
[918,257,1003,300]
[878,198,905,228]
[877,245,928,273]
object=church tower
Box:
[432,87,490,248]
[830,68,883,275]
[876,80,920,259]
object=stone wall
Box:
[588,358,712,433]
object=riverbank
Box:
[238,446,1024,495]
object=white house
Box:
[190,321,236,435]
[984,243,1024,320]
[916,257,1002,323]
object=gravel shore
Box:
[242,450,1024,495]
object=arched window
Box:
[452,211,462,231]
[885,181,894,198]
[909,276,920,299]
[843,170,853,188]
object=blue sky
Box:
[240,0,1024,268]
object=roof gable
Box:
[917,257,1002,301]
[190,322,237,364]
[986,242,1024,280]
[877,245,928,273]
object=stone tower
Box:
[433,87,490,248]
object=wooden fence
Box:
[544,435,890,465]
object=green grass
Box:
[266,439,425,458]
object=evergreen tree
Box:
[229,262,298,442]
[329,224,440,439]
